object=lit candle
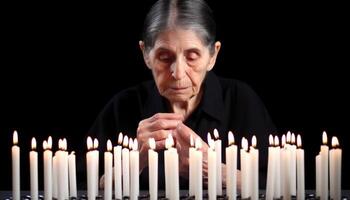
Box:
[273,136,281,199]
[122,135,130,197]
[43,137,52,200]
[250,135,259,200]
[329,136,341,200]
[281,134,291,200]
[240,137,251,199]
[207,133,217,200]
[189,135,195,196]
[57,139,69,200]
[148,138,158,200]
[12,130,20,200]
[104,140,113,200]
[194,137,203,200]
[296,135,304,200]
[165,134,179,200]
[266,135,275,200]
[93,138,99,196]
[130,138,139,200]
[52,152,58,199]
[114,132,123,199]
[68,151,77,198]
[320,131,329,200]
[87,137,97,199]
[226,131,237,200]
[213,129,222,195]
[30,137,38,200]
[290,133,297,196]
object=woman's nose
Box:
[171,57,186,80]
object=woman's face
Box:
[140,28,221,103]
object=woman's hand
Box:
[173,123,209,179]
[137,113,184,172]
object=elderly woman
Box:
[91,0,275,191]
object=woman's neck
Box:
[168,89,203,120]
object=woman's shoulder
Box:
[217,76,259,100]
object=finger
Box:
[155,140,166,150]
[140,130,170,142]
[174,123,197,143]
[150,113,184,122]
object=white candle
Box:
[122,135,130,197]
[240,137,251,199]
[12,130,20,200]
[315,154,321,197]
[296,135,304,200]
[52,153,58,199]
[250,135,259,200]
[213,129,222,195]
[43,137,52,200]
[330,137,342,200]
[130,138,140,200]
[189,135,195,196]
[281,134,291,200]
[148,138,158,200]
[320,131,329,200]
[68,151,77,198]
[104,140,113,200]
[290,133,297,196]
[194,137,203,200]
[165,134,179,200]
[226,131,237,200]
[93,138,99,195]
[266,135,275,200]
[57,139,69,200]
[273,136,281,199]
[87,137,97,200]
[207,133,217,200]
[30,137,38,200]
[114,132,123,199]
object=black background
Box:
[1,1,349,190]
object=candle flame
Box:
[70,151,75,155]
[282,134,286,147]
[48,136,52,149]
[149,138,156,150]
[123,135,129,148]
[291,133,296,144]
[286,131,291,143]
[322,131,327,145]
[58,139,62,150]
[129,138,133,149]
[133,138,138,151]
[242,137,248,151]
[87,137,93,150]
[208,137,215,150]
[269,135,274,146]
[252,135,257,148]
[213,129,219,139]
[166,134,174,149]
[228,131,234,146]
[195,137,202,149]
[13,130,18,145]
[62,138,67,151]
[118,132,123,145]
[31,137,37,150]
[297,134,302,148]
[207,132,212,144]
[43,140,47,150]
[93,138,98,149]
[331,136,339,148]
[190,134,194,147]
[107,139,112,151]
[274,136,279,146]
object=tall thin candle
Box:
[12,130,20,200]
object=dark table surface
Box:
[1,190,349,200]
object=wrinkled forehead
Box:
[153,28,208,52]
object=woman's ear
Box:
[207,41,221,71]
[139,41,152,70]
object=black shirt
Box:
[87,71,276,189]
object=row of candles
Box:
[11,130,342,200]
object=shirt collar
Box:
[141,71,225,122]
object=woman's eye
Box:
[159,53,172,62]
[187,52,199,61]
